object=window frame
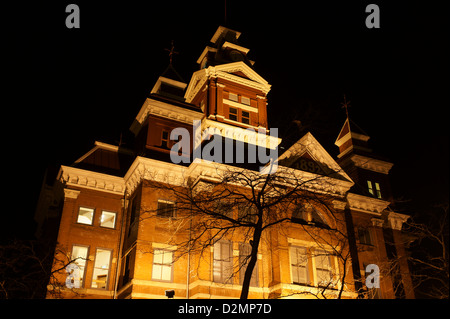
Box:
[76,206,95,226]
[90,248,113,290]
[70,244,89,288]
[290,246,310,286]
[99,210,117,229]
[213,241,234,284]
[157,199,176,218]
[151,249,174,282]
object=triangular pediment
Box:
[278,132,353,183]
[185,62,271,103]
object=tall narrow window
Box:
[358,227,372,245]
[152,249,173,282]
[229,107,238,121]
[77,207,94,225]
[213,241,233,284]
[367,180,374,196]
[315,250,333,287]
[91,248,112,289]
[157,200,176,218]
[374,182,382,198]
[290,246,309,285]
[161,130,169,149]
[71,245,88,287]
[241,111,250,124]
[239,243,258,287]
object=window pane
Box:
[91,249,111,289]
[71,246,88,287]
[157,200,175,218]
[77,207,94,225]
[152,264,162,280]
[229,93,238,102]
[241,96,250,105]
[241,111,250,124]
[161,265,172,281]
[100,211,116,228]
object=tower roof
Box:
[335,117,372,158]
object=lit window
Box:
[213,241,233,284]
[229,107,238,121]
[229,92,238,102]
[290,246,309,285]
[71,245,88,287]
[100,211,116,229]
[152,249,173,281]
[91,249,112,289]
[315,250,333,287]
[242,111,250,124]
[367,181,374,196]
[239,243,258,287]
[157,200,176,218]
[374,182,382,198]
[77,207,94,225]
[241,96,250,105]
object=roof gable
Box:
[184,62,271,103]
[278,132,352,183]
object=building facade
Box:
[38,26,414,299]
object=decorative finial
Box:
[164,40,179,65]
[341,94,351,119]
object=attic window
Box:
[241,96,250,105]
[229,92,238,102]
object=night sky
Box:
[2,1,448,240]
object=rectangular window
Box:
[71,245,89,287]
[100,211,116,229]
[290,246,309,285]
[91,248,112,289]
[358,228,372,245]
[375,182,382,198]
[239,243,258,287]
[229,92,238,102]
[157,200,176,218]
[152,249,173,281]
[241,96,250,105]
[241,111,250,124]
[229,107,238,121]
[161,130,169,149]
[367,180,374,196]
[77,207,94,225]
[213,241,233,284]
[315,250,333,287]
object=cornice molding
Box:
[131,98,204,135]
[184,62,271,103]
[387,211,410,231]
[347,192,390,216]
[349,154,393,174]
[58,165,125,195]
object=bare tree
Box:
[138,153,355,299]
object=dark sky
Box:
[3,1,448,239]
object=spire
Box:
[335,98,371,158]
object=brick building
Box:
[37,26,414,299]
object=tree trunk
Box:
[240,228,262,299]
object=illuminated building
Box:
[38,26,414,299]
